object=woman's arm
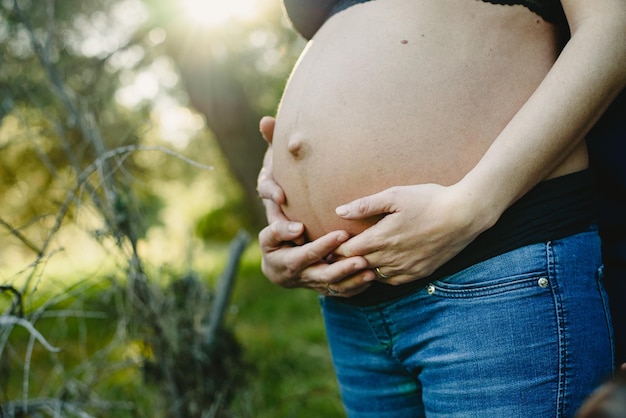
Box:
[456,0,626,216]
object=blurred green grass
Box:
[0,241,345,417]
[230,243,345,417]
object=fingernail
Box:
[363,270,376,282]
[354,260,366,270]
[336,231,349,242]
[288,222,302,233]
[335,205,348,216]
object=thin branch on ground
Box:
[0,316,60,352]
[0,285,24,317]
[0,219,42,256]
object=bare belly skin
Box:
[272,0,585,240]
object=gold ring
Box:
[325,283,340,295]
[374,267,390,280]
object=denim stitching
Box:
[362,306,393,353]
[546,240,567,417]
[361,304,420,375]
[430,274,543,298]
[595,265,616,369]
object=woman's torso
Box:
[273,0,586,240]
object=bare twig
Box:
[14,144,211,295]
[38,310,107,319]
[0,285,24,317]
[13,0,133,265]
[0,218,42,256]
[92,144,213,172]
[0,397,133,418]
[22,334,36,414]
[0,316,60,352]
[48,144,210,252]
[206,230,250,347]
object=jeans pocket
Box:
[430,270,550,299]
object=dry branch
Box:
[0,316,60,352]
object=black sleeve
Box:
[282,0,339,40]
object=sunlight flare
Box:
[182,0,260,26]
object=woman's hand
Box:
[259,221,375,296]
[334,182,497,285]
[257,116,374,296]
[257,116,289,223]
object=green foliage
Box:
[0,277,141,417]
[0,267,251,418]
[0,0,157,239]
[134,268,250,418]
[0,0,340,416]
[1,1,253,415]
[230,249,345,417]
[195,197,253,242]
[0,247,346,418]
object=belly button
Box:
[287,137,306,159]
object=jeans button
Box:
[426,284,435,295]
[538,277,549,288]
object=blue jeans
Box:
[320,228,614,417]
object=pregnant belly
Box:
[272,0,561,240]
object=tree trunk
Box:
[166,34,269,231]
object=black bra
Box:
[480,0,565,24]
[328,0,566,24]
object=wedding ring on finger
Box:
[325,283,340,295]
[374,267,390,280]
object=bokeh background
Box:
[0,0,344,416]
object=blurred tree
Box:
[0,0,161,250]
[1,0,305,235]
[1,1,270,415]
[148,0,305,230]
